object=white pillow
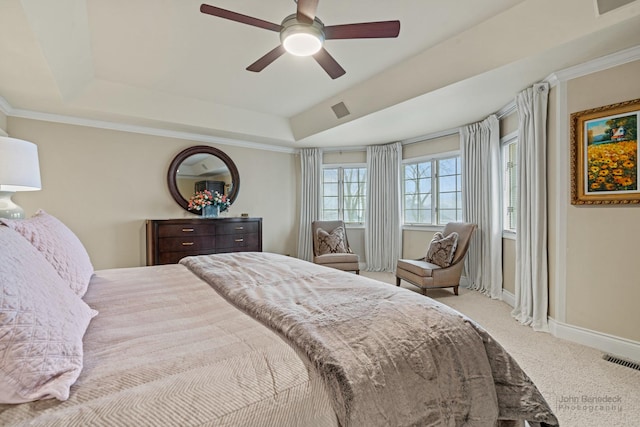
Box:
[0,225,97,403]
[1,209,94,297]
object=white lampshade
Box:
[0,137,41,191]
[0,137,41,219]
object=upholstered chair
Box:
[312,220,360,274]
[395,222,476,295]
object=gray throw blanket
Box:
[181,252,558,427]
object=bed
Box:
[0,213,558,427]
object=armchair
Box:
[395,222,476,295]
[312,220,360,274]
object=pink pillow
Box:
[1,210,94,297]
[0,225,97,403]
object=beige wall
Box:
[557,59,640,341]
[8,117,298,270]
[502,238,516,294]
[0,110,7,135]
[500,110,519,137]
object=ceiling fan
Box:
[200,0,400,79]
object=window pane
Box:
[404,164,417,179]
[436,156,461,225]
[418,162,431,177]
[418,209,431,224]
[439,209,457,224]
[404,179,417,194]
[417,178,431,193]
[324,210,339,221]
[439,175,457,192]
[418,193,432,210]
[405,194,418,210]
[439,158,457,175]
[323,196,338,210]
[324,182,338,197]
[439,192,457,209]
[404,209,418,224]
[324,168,338,182]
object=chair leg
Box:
[395,277,401,287]
[453,286,459,296]
[355,270,360,275]
[421,287,426,295]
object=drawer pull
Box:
[182,228,194,232]
[235,238,244,242]
[235,226,244,230]
[182,242,195,246]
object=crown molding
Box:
[545,44,640,86]
[2,100,296,154]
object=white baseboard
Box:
[501,289,515,307]
[500,288,639,361]
[548,318,640,362]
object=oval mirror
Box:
[167,146,240,214]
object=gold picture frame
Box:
[570,97,640,205]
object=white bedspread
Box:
[0,264,337,426]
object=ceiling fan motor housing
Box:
[280,14,325,56]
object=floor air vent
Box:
[603,354,640,371]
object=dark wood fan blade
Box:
[324,21,400,39]
[200,4,282,32]
[312,48,346,79]
[296,0,319,24]
[246,45,287,72]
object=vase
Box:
[202,205,219,218]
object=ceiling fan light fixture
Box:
[280,14,324,56]
[283,32,323,56]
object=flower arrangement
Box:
[187,190,231,212]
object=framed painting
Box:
[570,97,640,205]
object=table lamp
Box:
[0,136,41,219]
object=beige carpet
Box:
[362,272,640,427]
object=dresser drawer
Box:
[157,223,216,238]
[158,250,215,265]
[157,236,216,252]
[217,221,260,235]
[216,233,260,251]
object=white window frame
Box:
[321,163,367,226]
[501,131,518,239]
[401,151,462,228]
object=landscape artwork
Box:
[571,98,640,205]
[584,113,637,193]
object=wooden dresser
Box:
[146,218,262,265]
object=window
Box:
[403,155,462,225]
[503,138,517,232]
[322,166,366,223]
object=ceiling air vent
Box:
[596,0,636,15]
[331,102,350,119]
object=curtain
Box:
[297,148,322,261]
[460,115,503,299]
[365,142,402,272]
[512,83,550,331]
